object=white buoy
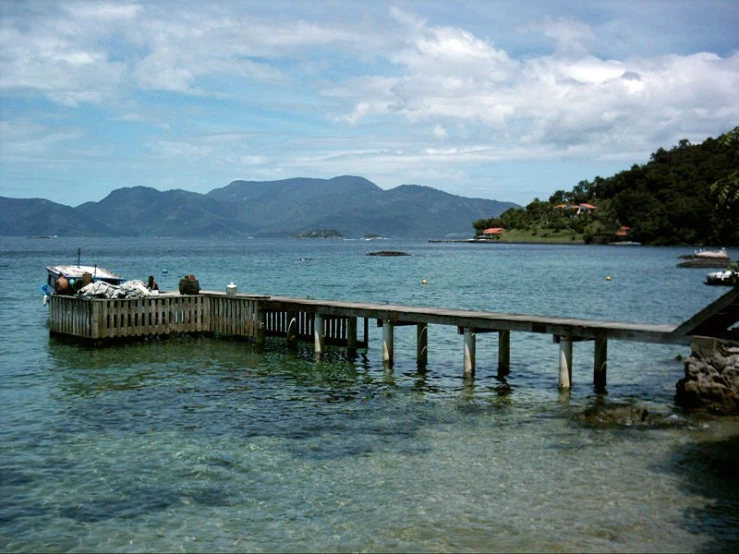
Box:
[226,282,237,296]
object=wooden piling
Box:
[347,317,357,352]
[256,308,266,347]
[558,337,573,389]
[417,323,428,367]
[594,338,608,390]
[314,313,325,358]
[382,321,394,365]
[286,310,298,349]
[463,328,476,377]
[498,330,510,377]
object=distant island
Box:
[291,229,343,239]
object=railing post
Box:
[91,300,102,339]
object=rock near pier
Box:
[676,337,739,414]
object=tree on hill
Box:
[710,127,739,244]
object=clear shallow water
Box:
[1,237,738,552]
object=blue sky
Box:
[1,0,738,207]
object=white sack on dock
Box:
[78,280,151,299]
[120,280,151,298]
[78,281,123,298]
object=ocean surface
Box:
[1,237,738,552]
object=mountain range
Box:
[0,176,517,239]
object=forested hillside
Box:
[474,126,739,245]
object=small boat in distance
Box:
[705,262,739,287]
[680,247,729,260]
[678,247,732,268]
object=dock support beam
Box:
[498,330,510,377]
[594,338,608,390]
[463,328,476,377]
[382,321,394,365]
[347,317,357,353]
[314,313,325,359]
[256,309,266,348]
[558,337,573,389]
[286,311,298,350]
[417,323,428,367]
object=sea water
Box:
[1,237,738,552]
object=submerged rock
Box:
[575,402,687,428]
[576,403,652,427]
[676,338,739,414]
[366,251,411,256]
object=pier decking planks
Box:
[262,295,681,344]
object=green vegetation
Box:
[474,126,739,246]
[490,228,584,243]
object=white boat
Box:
[704,268,738,286]
[678,247,732,268]
[690,247,729,260]
[41,264,126,302]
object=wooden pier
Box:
[49,287,739,389]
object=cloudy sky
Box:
[1,0,738,207]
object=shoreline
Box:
[429,238,590,245]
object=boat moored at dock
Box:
[42,264,127,301]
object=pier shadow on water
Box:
[659,422,739,553]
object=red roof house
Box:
[482,227,505,236]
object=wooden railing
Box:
[48,293,367,346]
[50,294,211,339]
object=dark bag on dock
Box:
[179,275,201,295]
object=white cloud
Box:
[1,1,737,206]
[61,2,143,22]
[531,17,596,56]
[325,8,739,164]
[149,140,214,160]
[112,112,143,122]
[0,120,80,161]
[433,125,448,140]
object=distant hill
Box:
[0,197,112,236]
[0,175,518,238]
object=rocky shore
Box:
[676,337,739,414]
